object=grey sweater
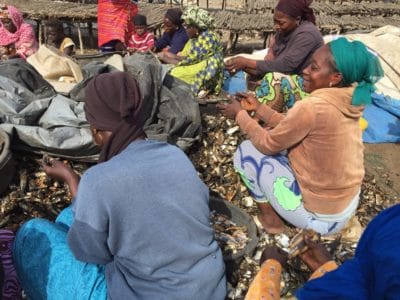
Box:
[256,21,324,75]
[68,140,226,300]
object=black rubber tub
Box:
[0,129,15,196]
[209,195,259,283]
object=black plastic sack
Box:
[0,59,56,100]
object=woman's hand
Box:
[42,158,80,197]
[127,48,137,55]
[299,234,332,272]
[157,51,181,64]
[225,56,245,73]
[260,246,288,267]
[217,99,243,119]
[236,92,261,112]
[42,159,73,182]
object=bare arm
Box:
[235,101,316,155]
[157,51,183,65]
[42,159,80,198]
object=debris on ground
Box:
[0,109,398,298]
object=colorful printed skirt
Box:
[233,140,359,235]
[255,72,308,112]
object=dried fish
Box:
[288,229,320,258]
[0,108,397,299]
[211,211,249,255]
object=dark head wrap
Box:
[165,8,183,26]
[85,72,146,162]
[328,37,384,106]
[275,0,316,25]
[133,14,147,26]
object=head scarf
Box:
[275,0,316,25]
[133,14,147,26]
[0,5,30,46]
[182,6,214,30]
[85,72,146,162]
[328,37,384,106]
[165,8,183,26]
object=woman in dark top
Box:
[225,0,323,112]
[155,8,189,54]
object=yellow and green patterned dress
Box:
[170,29,224,96]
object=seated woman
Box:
[13,72,226,299]
[155,8,188,54]
[225,0,323,112]
[45,20,75,56]
[219,37,383,235]
[0,5,38,60]
[158,6,224,97]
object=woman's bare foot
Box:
[299,235,332,272]
[257,203,285,234]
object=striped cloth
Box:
[97,0,138,47]
[127,31,154,52]
[0,230,22,299]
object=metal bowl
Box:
[209,195,259,282]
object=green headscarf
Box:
[182,6,214,30]
[328,37,384,106]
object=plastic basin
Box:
[209,195,259,283]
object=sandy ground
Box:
[364,143,400,199]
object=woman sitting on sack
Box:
[225,0,323,112]
[219,37,383,235]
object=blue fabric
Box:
[13,206,107,300]
[222,70,247,95]
[14,140,226,300]
[297,204,400,299]
[363,93,400,143]
[99,40,119,53]
[67,140,226,300]
[155,26,188,54]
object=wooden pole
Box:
[77,22,84,54]
[88,22,94,49]
[232,32,239,50]
[38,21,42,46]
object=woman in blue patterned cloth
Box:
[157,6,224,98]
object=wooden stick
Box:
[232,32,239,50]
[38,21,42,46]
[88,22,94,49]
[77,22,84,54]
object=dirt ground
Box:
[364,143,400,200]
